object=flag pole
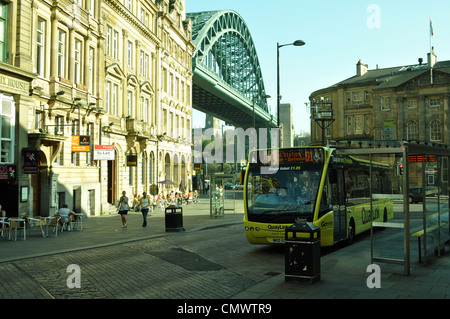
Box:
[430,16,434,85]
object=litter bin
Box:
[285,221,320,283]
[165,205,185,232]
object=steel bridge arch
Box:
[188,10,269,114]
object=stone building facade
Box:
[309,51,450,148]
[1,0,194,217]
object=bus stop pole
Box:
[403,145,410,275]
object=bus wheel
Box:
[347,220,355,245]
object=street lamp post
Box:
[277,40,305,131]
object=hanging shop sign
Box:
[126,154,137,166]
[22,148,40,174]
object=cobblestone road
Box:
[0,224,282,299]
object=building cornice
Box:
[103,0,160,46]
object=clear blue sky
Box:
[187,0,450,135]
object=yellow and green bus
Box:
[243,146,394,247]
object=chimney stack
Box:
[357,59,368,76]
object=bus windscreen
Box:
[246,164,323,224]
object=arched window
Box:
[173,153,179,185]
[406,120,418,141]
[141,152,146,184]
[164,153,171,181]
[149,151,154,184]
[430,119,442,141]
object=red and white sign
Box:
[94,145,115,160]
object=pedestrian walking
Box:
[117,191,129,228]
[140,192,150,227]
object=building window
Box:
[163,68,168,92]
[141,153,146,184]
[86,123,93,165]
[364,115,371,135]
[57,29,66,78]
[105,81,110,114]
[55,115,64,135]
[429,98,440,108]
[407,121,418,141]
[89,0,95,15]
[36,18,46,77]
[163,109,167,133]
[74,39,82,84]
[105,80,119,116]
[406,99,417,109]
[71,120,80,166]
[140,50,144,75]
[129,166,133,186]
[112,29,119,60]
[106,25,111,56]
[149,152,154,184]
[146,97,151,125]
[381,96,391,111]
[0,2,7,62]
[430,119,442,141]
[0,94,14,164]
[345,93,351,104]
[140,96,144,121]
[126,0,133,12]
[127,41,133,68]
[144,52,149,78]
[346,116,353,136]
[88,47,94,93]
[127,91,133,117]
[112,83,118,116]
[352,91,362,103]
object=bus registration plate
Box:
[270,238,285,243]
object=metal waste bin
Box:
[285,222,320,283]
[165,205,185,232]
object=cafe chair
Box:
[48,216,62,236]
[0,220,10,240]
[27,217,46,238]
[9,218,26,241]
[70,213,83,231]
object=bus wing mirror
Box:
[240,169,245,185]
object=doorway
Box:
[107,158,116,204]
[330,168,347,243]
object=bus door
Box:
[330,168,347,243]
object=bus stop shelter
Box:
[336,142,450,275]
[208,173,238,218]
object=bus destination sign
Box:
[278,148,324,164]
[250,148,325,166]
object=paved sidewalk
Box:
[0,199,244,263]
[1,196,450,299]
